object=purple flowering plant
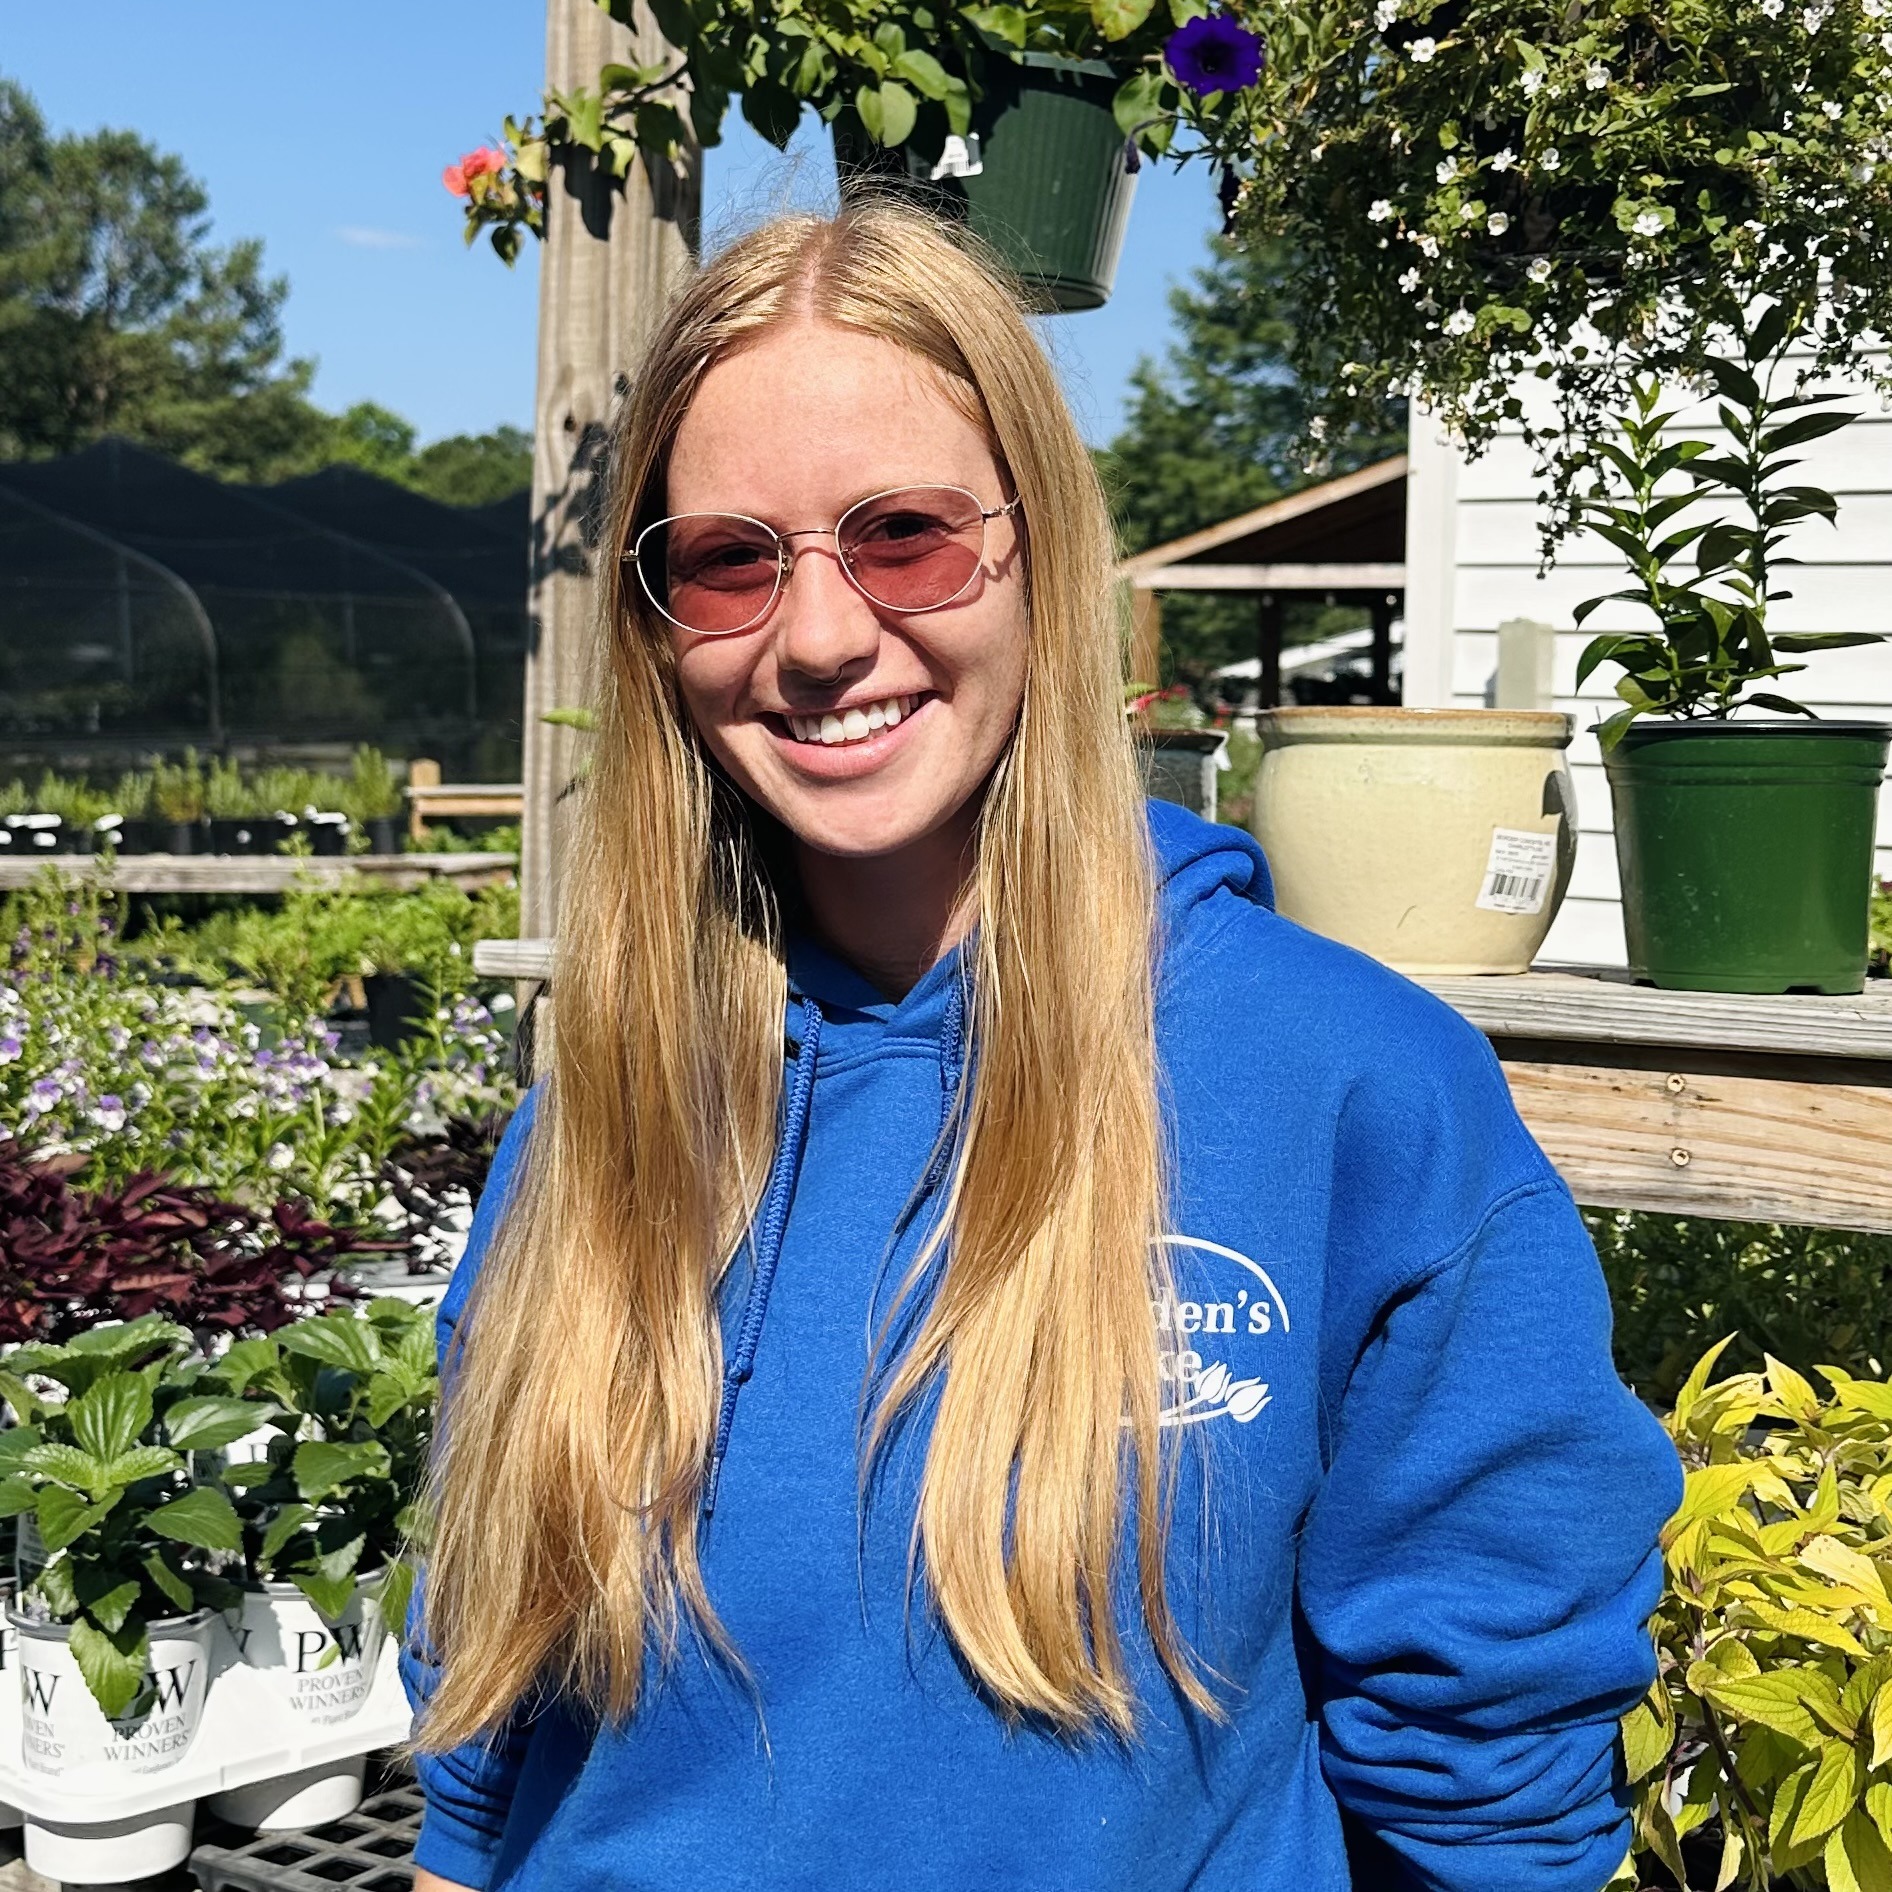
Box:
[1,870,517,1266]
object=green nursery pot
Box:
[832,55,1138,312]
[1604,719,1891,994]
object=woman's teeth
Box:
[786,695,915,745]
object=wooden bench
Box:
[404,759,524,844]
[2,853,519,895]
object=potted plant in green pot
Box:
[1573,332,1890,994]
[0,1315,256,1877]
[450,0,1263,311]
[196,1301,434,1828]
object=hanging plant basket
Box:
[833,55,1137,313]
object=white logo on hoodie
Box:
[1152,1234,1288,1428]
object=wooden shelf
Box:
[0,853,518,894]
[1415,969,1892,1062]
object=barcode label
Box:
[1476,827,1558,916]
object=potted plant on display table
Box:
[0,1315,256,1869]
[1573,327,1889,993]
[195,1301,434,1827]
[450,0,1265,311]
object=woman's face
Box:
[661,320,1028,863]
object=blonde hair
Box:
[418,201,1206,1748]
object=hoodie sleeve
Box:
[401,1087,542,1889]
[1298,1169,1680,1892]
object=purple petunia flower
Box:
[1164,13,1265,94]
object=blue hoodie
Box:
[404,802,1680,1892]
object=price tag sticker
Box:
[1475,827,1558,916]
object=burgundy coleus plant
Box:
[0,1147,394,1345]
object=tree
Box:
[410,425,534,507]
[1100,237,1404,683]
[0,75,532,506]
[0,77,321,480]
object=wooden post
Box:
[1257,592,1284,709]
[1370,594,1395,702]
[519,0,701,940]
[408,757,442,844]
[1127,586,1162,688]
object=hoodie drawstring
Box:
[703,997,824,1518]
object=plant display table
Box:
[476,939,1892,1233]
[0,853,517,895]
[1414,970,1892,1233]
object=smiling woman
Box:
[400,200,1680,1892]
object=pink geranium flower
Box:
[443,146,508,197]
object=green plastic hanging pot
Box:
[1603,719,1891,994]
[832,55,1138,312]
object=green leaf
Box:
[293,1439,390,1504]
[1762,410,1857,454]
[1700,1666,1838,1747]
[68,1616,148,1722]
[24,1443,107,1491]
[854,83,885,142]
[1828,1810,1892,1892]
[96,1446,182,1492]
[213,1338,282,1394]
[1773,633,1886,652]
[1746,302,1792,363]
[69,1373,152,1462]
[278,1316,379,1378]
[261,1502,317,1568]
[143,1550,194,1616]
[1671,1336,1735,1428]
[1093,0,1157,36]
[961,4,1028,45]
[164,1396,276,1452]
[76,1574,140,1637]
[891,50,951,100]
[0,1473,37,1518]
[149,1485,243,1552]
[376,1557,416,1637]
[740,81,803,149]
[1621,1695,1670,1782]
[0,1373,46,1422]
[1782,1740,1865,1849]
[37,1485,116,1552]
[33,1558,76,1619]
[875,81,917,147]
[292,1533,366,1622]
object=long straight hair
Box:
[418,201,1206,1748]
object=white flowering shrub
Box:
[1213,0,1892,533]
[0,878,515,1241]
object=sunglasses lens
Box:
[839,487,986,612]
[645,515,780,634]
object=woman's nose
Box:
[771,540,881,682]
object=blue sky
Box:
[3,2,1222,447]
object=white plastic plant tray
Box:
[0,1610,412,1823]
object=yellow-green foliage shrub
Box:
[1622,1344,1892,1890]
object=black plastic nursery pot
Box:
[305,812,350,856]
[366,815,405,855]
[5,814,73,854]
[832,54,1138,312]
[1604,718,1892,994]
[365,972,430,1050]
[207,814,296,856]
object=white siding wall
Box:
[1402,374,1892,965]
